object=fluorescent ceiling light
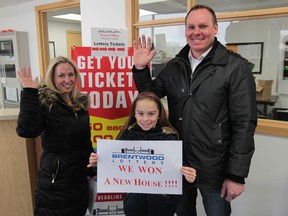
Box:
[53,13,81,21]
[140,9,157,16]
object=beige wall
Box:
[0,110,36,216]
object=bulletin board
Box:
[226,42,264,74]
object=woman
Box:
[16,56,96,216]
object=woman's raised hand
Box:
[133,34,157,69]
[18,67,39,89]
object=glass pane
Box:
[284,42,288,80]
[139,0,187,21]
[139,17,288,118]
[139,25,185,77]
[196,0,288,12]
[217,17,288,117]
[217,17,288,79]
[4,64,16,78]
[0,40,14,57]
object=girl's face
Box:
[135,99,159,131]
[53,62,76,95]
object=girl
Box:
[88,92,196,216]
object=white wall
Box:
[0,0,59,79]
[196,133,288,216]
[239,134,288,216]
[48,20,81,57]
[80,0,126,46]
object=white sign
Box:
[97,139,183,194]
[5,86,18,102]
[91,28,128,57]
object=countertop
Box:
[0,108,19,120]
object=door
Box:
[66,30,82,59]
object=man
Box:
[132,4,257,216]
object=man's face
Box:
[185,8,218,59]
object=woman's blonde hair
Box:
[44,56,88,110]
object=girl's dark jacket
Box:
[119,123,178,216]
[16,87,95,216]
[132,38,257,188]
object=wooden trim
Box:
[187,0,194,12]
[133,17,185,28]
[35,0,80,78]
[126,0,138,45]
[256,119,288,137]
[126,0,134,46]
[132,0,139,42]
[35,8,48,79]
[217,7,288,21]
[34,136,42,170]
[25,138,37,208]
[35,0,80,12]
[132,7,288,29]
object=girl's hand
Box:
[18,67,39,89]
[87,152,98,168]
[181,166,197,183]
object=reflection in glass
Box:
[139,25,185,76]
[283,40,288,80]
[139,0,187,21]
[197,0,288,13]
[218,18,288,117]
[139,16,288,119]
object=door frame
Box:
[35,0,80,78]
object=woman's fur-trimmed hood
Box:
[38,84,88,111]
[38,84,59,110]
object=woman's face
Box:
[53,62,76,95]
[135,99,159,131]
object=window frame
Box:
[126,0,288,137]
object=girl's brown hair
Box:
[116,92,178,139]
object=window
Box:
[139,0,187,21]
[128,0,288,120]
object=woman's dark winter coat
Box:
[16,87,95,216]
[119,123,178,216]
